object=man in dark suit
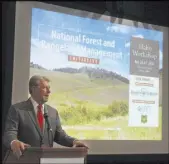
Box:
[3,75,88,158]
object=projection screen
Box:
[12,1,168,154]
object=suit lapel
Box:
[26,99,44,139]
[43,104,47,133]
[43,104,53,135]
[43,104,49,133]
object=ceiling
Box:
[41,1,169,27]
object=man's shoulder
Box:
[12,100,27,107]
[45,104,56,110]
[45,104,59,116]
[11,100,29,110]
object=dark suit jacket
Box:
[3,98,76,150]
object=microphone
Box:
[44,113,52,131]
[43,109,53,147]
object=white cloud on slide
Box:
[125,42,130,48]
[132,34,144,38]
[106,25,133,34]
[31,38,41,47]
[31,38,68,70]
[30,38,97,70]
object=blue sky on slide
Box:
[30,8,163,78]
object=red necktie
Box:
[37,104,43,131]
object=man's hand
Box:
[11,140,30,159]
[73,140,88,149]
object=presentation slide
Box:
[12,1,168,154]
[30,8,163,140]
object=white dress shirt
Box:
[30,97,44,115]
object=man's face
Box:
[32,80,51,104]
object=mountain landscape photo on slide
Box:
[29,8,163,140]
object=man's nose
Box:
[46,88,51,94]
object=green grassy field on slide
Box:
[30,67,162,140]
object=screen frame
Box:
[12,1,168,155]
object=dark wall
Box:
[1,1,169,163]
[2,1,16,136]
[2,1,16,160]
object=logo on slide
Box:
[141,115,148,123]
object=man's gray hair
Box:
[29,75,50,94]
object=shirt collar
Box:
[30,97,44,112]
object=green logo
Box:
[141,115,147,123]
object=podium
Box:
[3,147,88,164]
